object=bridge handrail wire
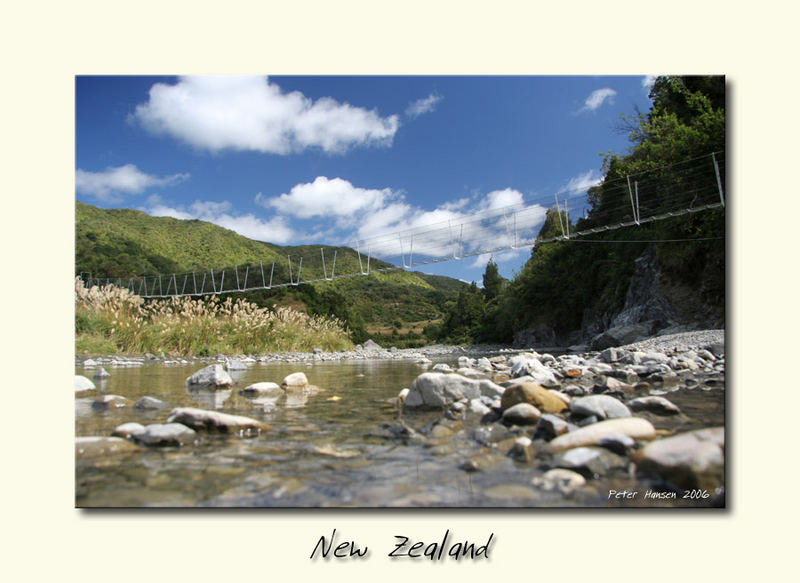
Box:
[79,152,725,298]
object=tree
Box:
[482,258,504,302]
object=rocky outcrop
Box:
[585,246,724,349]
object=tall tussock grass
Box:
[75,277,353,356]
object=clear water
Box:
[75,359,725,507]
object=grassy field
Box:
[74,278,353,356]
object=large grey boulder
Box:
[403,373,505,410]
[633,427,724,490]
[185,364,233,388]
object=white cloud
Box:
[405,93,443,118]
[562,169,602,194]
[478,188,525,212]
[75,164,189,201]
[143,197,294,244]
[131,76,400,154]
[579,88,617,113]
[261,176,395,220]
[344,185,545,260]
[642,75,657,90]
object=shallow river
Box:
[75,357,724,508]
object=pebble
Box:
[570,395,631,420]
[546,417,657,453]
[281,372,309,388]
[553,446,627,478]
[166,407,270,436]
[134,423,197,446]
[501,402,542,425]
[627,396,681,415]
[532,468,586,493]
[111,422,145,439]
[535,414,571,440]
[74,375,95,393]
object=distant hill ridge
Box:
[75,201,408,282]
[75,201,470,335]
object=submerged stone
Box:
[92,394,129,410]
[135,423,197,446]
[75,436,141,459]
[133,396,167,410]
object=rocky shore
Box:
[75,329,725,506]
[75,329,724,367]
[388,328,725,503]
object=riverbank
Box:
[75,329,725,367]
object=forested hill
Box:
[75,201,470,345]
[429,75,726,348]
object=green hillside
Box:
[75,201,467,345]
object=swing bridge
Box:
[78,152,725,298]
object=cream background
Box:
[2,1,797,580]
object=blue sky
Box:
[75,75,656,282]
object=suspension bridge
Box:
[79,152,726,298]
